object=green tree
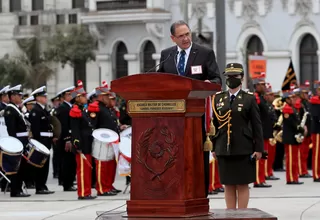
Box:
[0,54,28,87]
[44,25,96,89]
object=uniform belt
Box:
[16,132,29,137]
[40,132,53,137]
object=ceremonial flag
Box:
[281,59,298,91]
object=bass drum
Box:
[118,136,131,176]
[92,128,119,161]
[0,137,23,175]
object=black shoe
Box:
[112,188,122,193]
[214,187,225,193]
[208,191,218,195]
[64,186,77,192]
[300,173,312,178]
[26,184,35,189]
[314,178,320,182]
[287,181,304,185]
[274,168,286,172]
[98,191,117,196]
[36,190,55,195]
[11,192,31,197]
[254,183,272,188]
[266,176,280,180]
[78,195,97,200]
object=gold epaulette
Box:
[246,91,254,95]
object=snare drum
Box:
[118,136,131,176]
[26,139,50,168]
[0,137,23,175]
[120,126,132,138]
[92,128,119,161]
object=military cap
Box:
[95,81,111,96]
[300,80,310,93]
[70,80,86,100]
[51,95,60,103]
[282,90,293,99]
[223,63,244,76]
[87,89,97,100]
[7,84,23,96]
[31,86,47,97]
[0,85,10,94]
[252,72,266,85]
[56,86,75,98]
[314,80,320,89]
[22,96,36,105]
[109,92,117,99]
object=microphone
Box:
[145,51,176,73]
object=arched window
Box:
[116,42,128,78]
[141,41,156,72]
[246,35,264,90]
[299,34,319,86]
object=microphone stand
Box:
[144,51,178,73]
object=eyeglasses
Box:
[174,32,190,40]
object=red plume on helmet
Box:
[77,80,83,88]
[95,80,110,95]
[102,80,108,88]
[304,80,310,86]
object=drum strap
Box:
[7,104,28,127]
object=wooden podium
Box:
[111,73,221,218]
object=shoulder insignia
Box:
[90,112,96,118]
[284,113,289,119]
[246,91,253,95]
[215,91,223,95]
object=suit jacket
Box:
[29,103,53,149]
[157,43,221,84]
[3,102,29,147]
[54,102,72,143]
[212,90,264,156]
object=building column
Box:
[124,54,140,75]
[96,54,112,85]
[88,0,97,11]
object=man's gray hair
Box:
[170,20,190,36]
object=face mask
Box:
[226,77,242,89]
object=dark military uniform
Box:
[0,102,8,192]
[90,101,119,196]
[3,103,30,197]
[29,103,54,193]
[54,101,76,190]
[282,102,304,184]
[310,94,320,182]
[212,90,264,185]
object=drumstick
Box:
[22,154,30,162]
[80,153,93,169]
[0,171,11,183]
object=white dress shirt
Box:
[176,43,193,72]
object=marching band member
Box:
[253,74,272,187]
[21,96,36,189]
[29,86,55,194]
[69,81,97,200]
[295,82,313,178]
[264,84,279,180]
[54,86,77,191]
[87,89,97,103]
[90,81,118,196]
[0,85,10,192]
[310,81,320,182]
[282,89,304,185]
[3,85,30,197]
[50,95,61,180]
[212,63,264,209]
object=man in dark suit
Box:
[54,86,76,191]
[157,20,221,197]
[29,86,55,194]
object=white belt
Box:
[40,132,53,137]
[16,132,28,137]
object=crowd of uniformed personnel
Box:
[0,74,320,199]
[208,74,320,195]
[0,80,131,199]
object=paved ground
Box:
[0,156,319,220]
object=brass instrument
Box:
[272,97,284,111]
[295,112,309,143]
[49,109,62,139]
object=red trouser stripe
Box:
[298,136,311,175]
[76,154,92,197]
[208,158,222,191]
[285,145,299,182]
[267,143,276,177]
[95,159,117,194]
[312,134,320,180]
[255,139,269,184]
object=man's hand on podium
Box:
[204,80,211,83]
